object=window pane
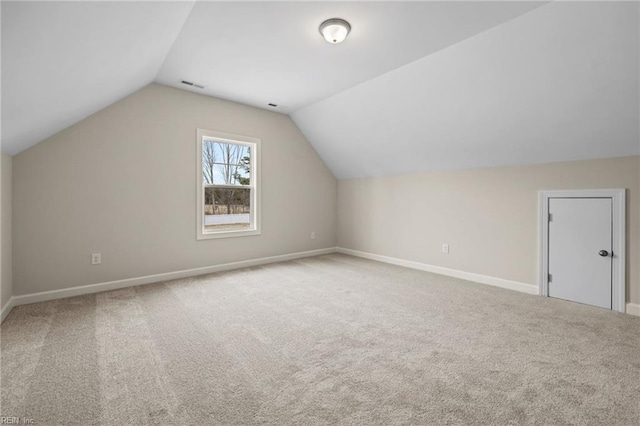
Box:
[212,163,250,185]
[202,140,251,185]
[204,187,251,231]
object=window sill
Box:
[197,228,261,240]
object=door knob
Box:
[599,250,609,257]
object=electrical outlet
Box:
[91,253,101,265]
[311,232,316,240]
[442,244,449,254]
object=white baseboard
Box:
[1,296,15,323]
[337,247,540,295]
[626,303,640,317]
[4,246,638,322]
[2,247,337,322]
[337,247,640,317]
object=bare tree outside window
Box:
[202,140,252,231]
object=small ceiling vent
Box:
[181,80,205,89]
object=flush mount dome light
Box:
[319,18,351,44]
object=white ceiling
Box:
[292,1,640,178]
[1,1,195,155]
[155,1,544,113]
[2,1,638,179]
[1,0,544,155]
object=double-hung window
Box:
[196,129,260,239]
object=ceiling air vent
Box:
[181,80,205,89]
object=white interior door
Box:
[548,198,612,309]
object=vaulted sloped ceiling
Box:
[155,1,545,114]
[291,1,640,178]
[1,1,195,155]
[2,1,639,179]
[1,1,543,156]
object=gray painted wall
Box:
[337,156,640,305]
[12,84,337,295]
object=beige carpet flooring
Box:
[1,253,640,425]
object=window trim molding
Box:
[196,128,261,240]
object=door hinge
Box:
[548,213,553,222]
[548,273,552,283]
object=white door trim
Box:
[539,189,626,313]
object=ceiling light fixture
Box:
[319,18,351,44]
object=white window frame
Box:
[196,128,261,240]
